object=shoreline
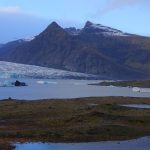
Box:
[13,136,150,145]
[2,136,149,150]
[90,80,150,88]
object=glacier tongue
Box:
[0,61,97,79]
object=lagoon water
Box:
[15,137,150,150]
[0,79,150,100]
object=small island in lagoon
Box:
[91,80,150,88]
[90,80,150,93]
[12,80,27,87]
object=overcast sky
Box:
[0,0,150,43]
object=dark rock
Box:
[8,97,12,100]
[12,80,27,87]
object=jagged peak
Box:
[47,21,62,29]
[83,21,129,36]
[40,21,65,36]
[84,21,94,28]
[84,21,110,30]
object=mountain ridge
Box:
[0,21,150,79]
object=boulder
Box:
[12,80,27,86]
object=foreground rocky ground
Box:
[0,96,150,149]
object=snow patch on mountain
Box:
[0,61,97,79]
[65,28,81,35]
[23,36,35,42]
[85,21,129,37]
[92,24,129,36]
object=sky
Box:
[0,0,150,43]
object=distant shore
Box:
[90,80,150,88]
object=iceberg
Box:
[132,87,140,92]
[132,87,150,93]
[37,81,57,85]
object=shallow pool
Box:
[121,104,150,109]
[15,137,150,150]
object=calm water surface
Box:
[122,104,150,109]
[0,79,150,100]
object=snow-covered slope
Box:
[0,61,97,79]
[65,28,81,35]
[84,21,129,37]
[22,36,35,42]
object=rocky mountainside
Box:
[0,44,3,48]
[0,21,150,79]
[0,39,27,55]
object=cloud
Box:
[0,6,21,14]
[99,0,150,15]
[0,5,82,43]
[0,8,50,43]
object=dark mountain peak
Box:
[84,21,108,30]
[82,21,128,36]
[38,21,67,38]
[49,21,60,28]
[84,21,104,28]
[46,21,62,30]
[84,21,94,28]
[40,21,63,35]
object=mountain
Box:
[0,21,150,79]
[0,39,27,55]
[65,27,81,35]
[0,61,98,79]
[0,44,3,48]
[82,21,131,36]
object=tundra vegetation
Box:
[0,96,150,149]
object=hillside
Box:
[0,21,150,79]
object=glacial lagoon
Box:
[0,79,150,100]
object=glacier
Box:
[0,61,98,80]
